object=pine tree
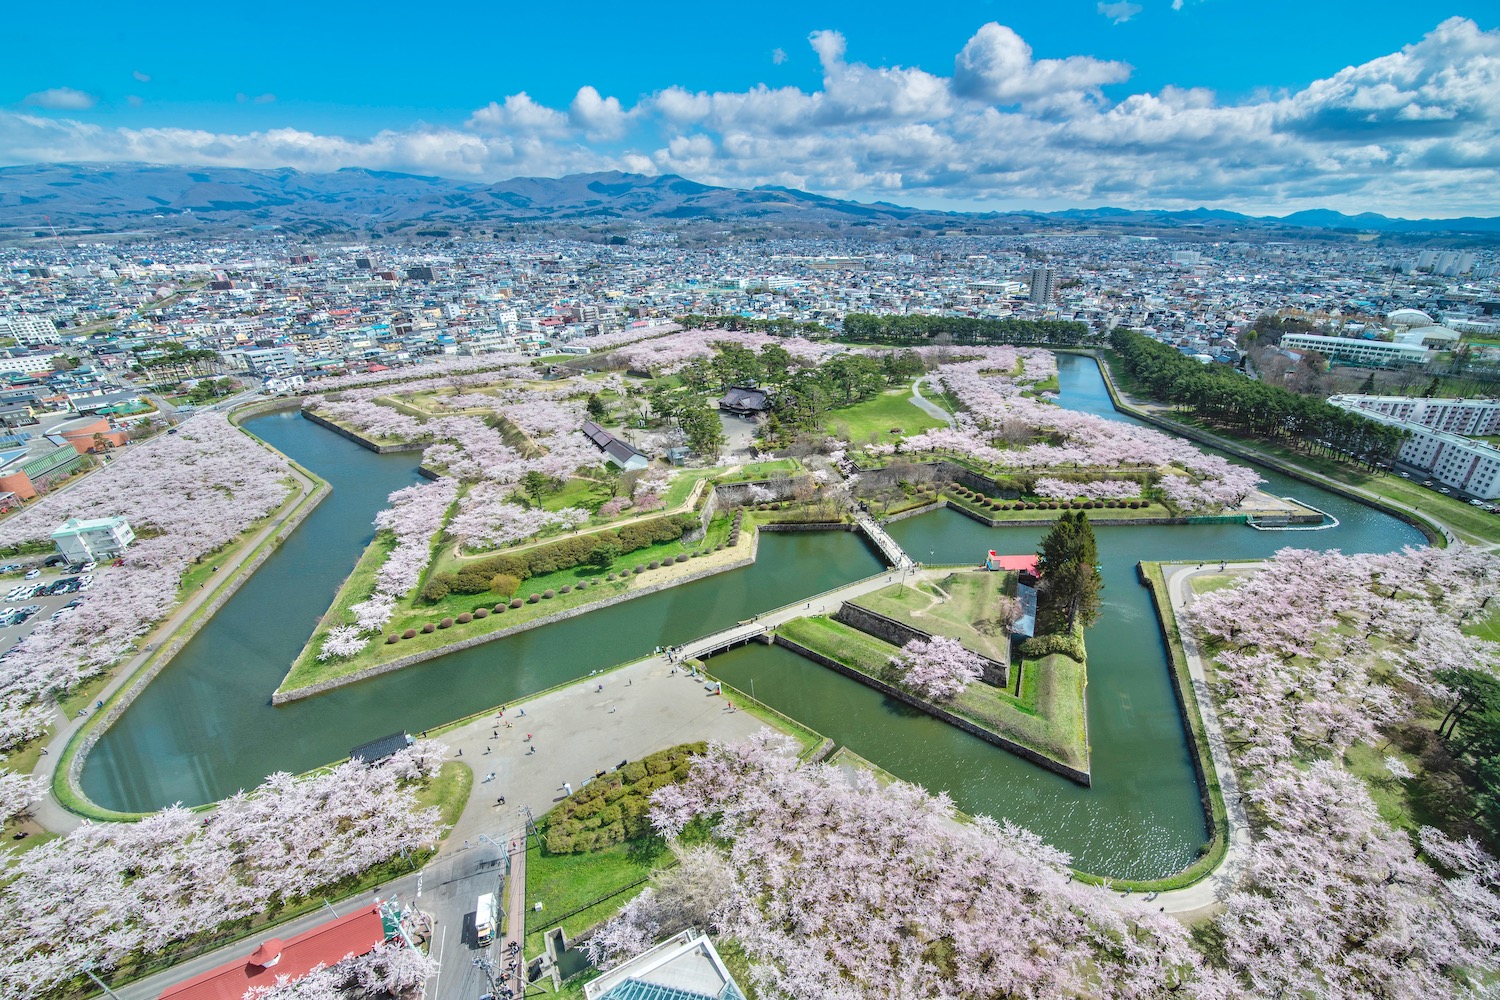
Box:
[1036,512,1102,631]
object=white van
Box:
[475,892,498,946]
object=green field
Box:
[777,616,1088,774]
[852,571,1015,665]
[825,386,947,445]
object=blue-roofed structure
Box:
[586,931,744,1000]
[1012,582,1038,639]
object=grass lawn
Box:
[825,387,946,446]
[1188,574,1237,596]
[1465,607,1500,644]
[280,518,742,694]
[942,491,1173,522]
[523,832,673,955]
[718,458,802,482]
[852,571,1016,665]
[776,616,1088,773]
[414,761,473,834]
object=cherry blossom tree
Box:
[635,731,1223,1000]
[0,742,446,997]
[886,635,983,701]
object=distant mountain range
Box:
[2,163,1497,241]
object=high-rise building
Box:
[1028,266,1057,304]
[0,314,60,346]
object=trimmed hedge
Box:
[456,612,473,624]
[542,742,707,854]
[425,513,701,601]
[1019,625,1087,662]
[402,628,417,639]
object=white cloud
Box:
[952,23,1131,107]
[132,70,151,83]
[466,92,570,135]
[23,88,96,111]
[772,48,788,66]
[3,19,1499,216]
[568,86,630,138]
[235,93,277,105]
[1098,2,1142,24]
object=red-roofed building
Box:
[986,552,1039,582]
[157,904,387,1000]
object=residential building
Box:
[581,419,651,471]
[1028,266,1057,304]
[1330,397,1500,498]
[1328,395,1500,436]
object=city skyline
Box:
[3,3,1499,218]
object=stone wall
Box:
[300,409,424,454]
[834,601,1008,687]
[773,634,1088,786]
[273,533,761,703]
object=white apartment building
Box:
[1281,333,1431,367]
[1328,395,1500,436]
[0,315,61,346]
[1330,396,1500,498]
[51,516,135,564]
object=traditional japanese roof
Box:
[582,419,649,466]
[719,386,769,412]
[157,905,385,1000]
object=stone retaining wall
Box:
[300,409,424,454]
[273,533,761,703]
[943,500,1194,530]
[834,601,1008,687]
[757,521,855,533]
[1137,562,1220,853]
[773,634,1088,786]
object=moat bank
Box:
[78,355,1426,879]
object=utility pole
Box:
[80,964,123,1000]
[472,956,501,996]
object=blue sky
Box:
[4,1,1499,216]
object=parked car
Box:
[80,561,96,573]
[23,570,39,580]
[1440,487,1452,495]
[0,564,19,572]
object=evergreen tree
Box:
[1036,512,1102,631]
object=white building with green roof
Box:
[51,515,134,564]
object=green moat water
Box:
[81,355,1425,877]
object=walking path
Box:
[501,839,527,996]
[1105,561,1261,918]
[31,460,321,833]
[910,376,956,428]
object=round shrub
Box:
[438,617,454,629]
[559,584,572,594]
[402,628,417,639]
[543,589,556,599]
[715,543,724,551]
[648,560,660,570]
[606,572,616,581]
[633,565,645,574]
[456,612,473,624]
[1047,502,1059,510]
[421,623,436,634]
[524,593,538,603]
[386,633,400,644]
[510,599,524,609]
[474,607,489,618]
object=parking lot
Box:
[1394,468,1500,514]
[0,565,102,658]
